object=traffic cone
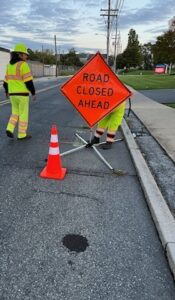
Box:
[40,125,66,180]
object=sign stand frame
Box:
[60,130,123,171]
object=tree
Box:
[122,29,143,68]
[152,30,175,65]
[115,53,127,69]
[141,43,154,69]
[60,48,83,67]
[28,48,55,64]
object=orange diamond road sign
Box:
[60,52,132,127]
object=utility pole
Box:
[54,35,58,77]
[100,1,117,64]
[113,16,119,73]
[106,0,110,64]
[42,45,45,77]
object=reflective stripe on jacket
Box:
[4,61,33,94]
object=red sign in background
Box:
[61,52,132,127]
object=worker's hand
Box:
[6,93,9,99]
[32,95,36,101]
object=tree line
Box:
[28,47,83,67]
[115,27,175,70]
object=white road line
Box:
[0,83,62,106]
[0,100,10,105]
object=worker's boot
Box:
[6,130,14,138]
[86,136,100,148]
[17,134,32,140]
[102,141,113,150]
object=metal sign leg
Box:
[92,145,114,170]
[61,144,86,157]
[60,130,123,171]
[96,138,123,146]
[75,133,88,144]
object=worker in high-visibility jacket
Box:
[3,43,36,140]
[86,101,126,149]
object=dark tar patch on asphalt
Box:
[62,234,89,252]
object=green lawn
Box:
[119,74,175,90]
[166,103,175,109]
[119,70,154,75]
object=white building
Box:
[0,47,10,81]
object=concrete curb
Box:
[121,118,175,279]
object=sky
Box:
[0,0,174,55]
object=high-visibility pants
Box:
[95,102,125,142]
[7,95,29,139]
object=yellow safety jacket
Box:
[4,61,33,94]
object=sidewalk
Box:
[128,88,175,162]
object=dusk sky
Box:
[0,0,174,54]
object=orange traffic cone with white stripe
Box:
[40,125,66,180]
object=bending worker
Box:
[3,43,36,140]
[87,101,126,150]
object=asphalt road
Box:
[0,78,175,299]
[139,89,175,103]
